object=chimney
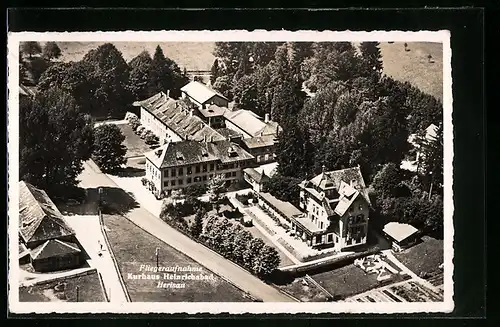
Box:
[190,109,194,117]
[166,89,170,98]
[322,165,326,173]
[264,113,269,123]
[203,135,207,142]
[210,135,214,142]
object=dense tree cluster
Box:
[213,41,444,237]
[35,43,189,119]
[201,215,280,278]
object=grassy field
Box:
[19,269,106,302]
[55,41,216,71]
[394,236,444,278]
[103,214,253,302]
[380,42,443,101]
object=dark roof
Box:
[259,192,303,219]
[180,81,228,104]
[198,104,227,117]
[146,140,254,169]
[216,128,243,139]
[19,181,75,245]
[31,239,81,260]
[243,168,269,184]
[134,92,225,142]
[242,135,277,149]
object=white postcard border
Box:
[8,30,454,314]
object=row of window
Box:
[162,171,237,188]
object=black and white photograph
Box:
[8,30,453,314]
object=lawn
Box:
[19,269,106,302]
[309,262,406,300]
[103,214,252,302]
[393,236,444,278]
[117,123,153,159]
[55,42,216,71]
[277,276,329,302]
[380,42,443,101]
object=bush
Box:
[201,215,280,279]
[183,184,208,197]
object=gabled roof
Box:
[31,239,81,260]
[243,167,269,184]
[383,222,419,243]
[19,181,75,245]
[300,166,371,217]
[224,109,267,137]
[134,92,226,142]
[216,128,243,139]
[181,81,228,104]
[145,140,254,169]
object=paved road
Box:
[79,161,295,302]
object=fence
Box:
[98,210,132,302]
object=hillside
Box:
[56,41,216,71]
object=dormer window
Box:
[176,152,184,161]
[201,150,209,157]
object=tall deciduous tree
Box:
[42,42,62,61]
[207,174,226,214]
[275,118,313,178]
[82,43,133,118]
[19,87,94,198]
[92,124,127,172]
[148,45,188,98]
[20,41,42,58]
[190,208,206,238]
[128,50,153,100]
[253,245,281,277]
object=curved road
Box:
[79,161,295,302]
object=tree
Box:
[232,230,253,264]
[19,87,94,198]
[359,42,383,79]
[416,124,443,196]
[42,42,62,61]
[210,59,221,84]
[128,51,153,100]
[263,175,302,207]
[20,41,42,58]
[275,118,313,178]
[207,174,226,214]
[232,74,258,111]
[92,124,127,172]
[212,75,233,100]
[82,43,133,118]
[242,237,265,270]
[38,61,94,115]
[147,45,188,98]
[252,245,281,278]
[370,162,407,198]
[190,208,206,238]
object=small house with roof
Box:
[297,166,371,250]
[19,181,84,272]
[383,222,420,252]
[181,81,229,109]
